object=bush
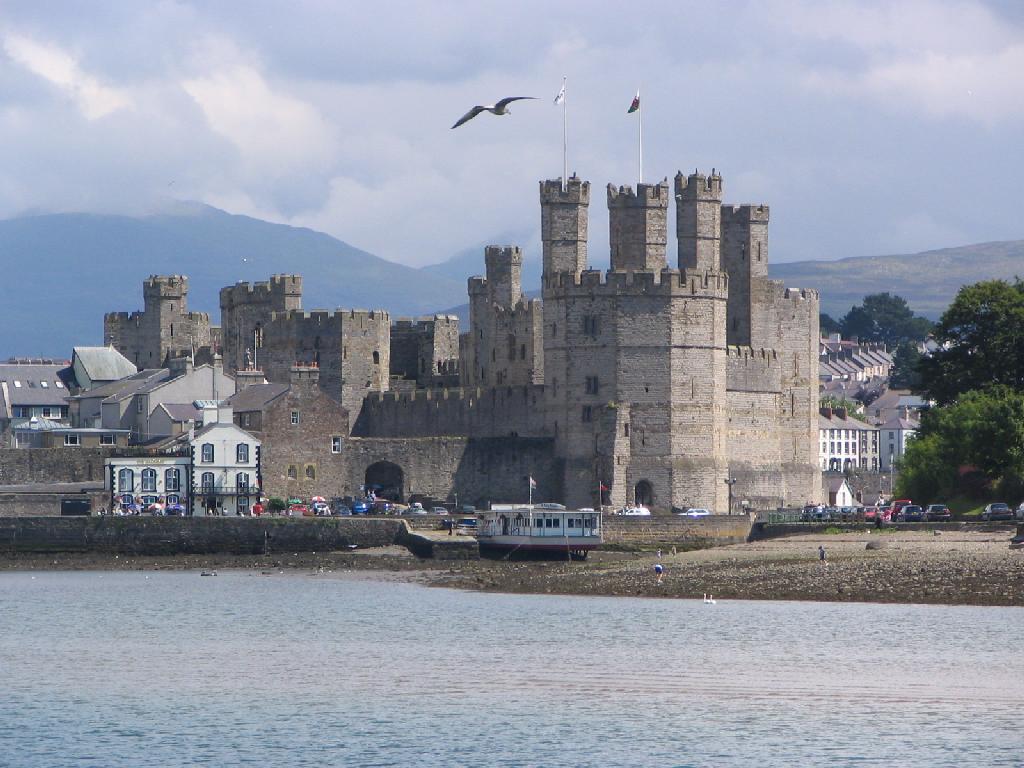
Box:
[267,497,287,513]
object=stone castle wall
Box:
[105,276,212,368]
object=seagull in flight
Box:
[451,96,536,129]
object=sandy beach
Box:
[2,527,1021,606]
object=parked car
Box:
[431,506,450,515]
[891,499,913,517]
[924,504,952,522]
[351,500,371,515]
[615,506,651,516]
[981,502,1013,521]
[678,508,711,517]
[373,500,394,514]
[455,517,479,535]
[288,503,310,516]
[897,504,924,522]
[333,505,352,516]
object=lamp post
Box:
[724,477,737,515]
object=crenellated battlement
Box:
[143,275,188,300]
[269,308,389,324]
[548,267,729,298]
[722,203,769,224]
[540,176,590,204]
[392,315,460,332]
[674,169,723,200]
[220,274,302,307]
[607,180,670,207]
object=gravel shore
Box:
[3,528,1022,606]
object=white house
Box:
[819,407,880,472]
[827,477,856,507]
[104,402,260,516]
[879,416,918,471]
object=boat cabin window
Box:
[567,518,575,528]
[535,518,542,528]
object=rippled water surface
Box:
[1,571,1020,767]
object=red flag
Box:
[599,482,609,491]
[627,91,640,113]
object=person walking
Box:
[818,545,827,568]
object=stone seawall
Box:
[0,517,476,559]
[602,514,754,549]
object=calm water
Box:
[0,572,1020,767]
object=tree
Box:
[918,280,1024,406]
[839,293,932,347]
[896,386,1024,503]
[819,313,841,335]
[889,342,923,390]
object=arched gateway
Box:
[364,461,404,502]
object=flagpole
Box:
[562,77,568,190]
[638,89,643,186]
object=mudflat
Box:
[2,528,1021,607]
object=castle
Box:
[103,168,820,511]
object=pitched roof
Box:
[880,417,919,430]
[158,403,201,423]
[0,363,69,406]
[828,477,851,493]
[71,369,167,402]
[73,346,137,383]
[225,382,289,412]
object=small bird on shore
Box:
[451,96,536,129]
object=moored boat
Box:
[477,504,602,560]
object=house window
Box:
[165,468,180,492]
[64,434,80,447]
[331,437,342,454]
[305,465,316,480]
[585,376,600,395]
[201,472,215,492]
[237,472,250,491]
[291,411,300,426]
[118,468,134,492]
[236,443,249,463]
[100,434,116,446]
[201,443,214,463]
[237,496,249,515]
[141,468,157,492]
[582,405,593,422]
[241,413,251,428]
[137,399,143,414]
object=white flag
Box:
[553,79,565,105]
[529,476,537,489]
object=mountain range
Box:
[1,203,1021,358]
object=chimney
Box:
[168,355,194,378]
[235,369,267,394]
[836,407,848,420]
[820,406,833,418]
[289,363,320,395]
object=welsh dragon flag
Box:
[627,91,640,113]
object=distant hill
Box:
[771,240,1024,320]
[2,200,1020,358]
[438,240,1024,328]
[0,203,466,358]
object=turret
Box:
[540,176,590,291]
[484,245,522,309]
[143,275,189,313]
[607,181,669,271]
[675,170,723,273]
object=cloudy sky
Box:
[2,0,1024,268]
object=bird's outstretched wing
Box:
[451,105,486,129]
[494,96,536,110]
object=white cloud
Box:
[182,63,337,173]
[3,34,130,120]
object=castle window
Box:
[291,411,300,426]
[520,344,526,360]
[373,351,380,365]
[582,315,600,337]
[581,405,593,422]
[624,423,630,437]
[491,349,496,362]
[170,323,174,338]
[585,376,600,395]
[288,465,297,479]
[305,465,316,480]
[255,325,263,348]
[236,443,249,463]
[201,443,214,463]
[331,436,342,453]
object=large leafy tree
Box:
[897,386,1024,504]
[839,292,932,347]
[918,280,1024,405]
[889,342,923,390]
[819,312,841,335]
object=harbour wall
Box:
[0,517,477,559]
[601,514,755,549]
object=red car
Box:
[287,503,311,517]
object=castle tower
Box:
[721,204,769,346]
[675,170,722,273]
[607,181,669,271]
[219,275,303,375]
[484,246,523,308]
[540,177,589,291]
